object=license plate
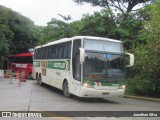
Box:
[102,92,109,95]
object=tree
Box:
[0,5,39,54]
[76,9,117,38]
[8,11,39,54]
[115,12,144,49]
[0,31,9,68]
[0,5,40,68]
[74,0,154,13]
[145,0,160,40]
[126,0,160,97]
[38,14,74,44]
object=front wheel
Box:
[63,81,71,97]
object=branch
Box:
[109,0,125,13]
[119,2,127,10]
[131,7,145,12]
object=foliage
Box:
[73,0,154,13]
[0,5,39,68]
[37,14,74,45]
[145,0,160,39]
[77,9,117,38]
[126,0,160,97]
[0,31,9,67]
[8,11,39,54]
[115,12,144,49]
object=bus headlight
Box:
[119,85,126,89]
[83,83,93,88]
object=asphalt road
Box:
[0,77,159,120]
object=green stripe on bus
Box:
[33,61,40,67]
[34,60,70,71]
[48,61,66,70]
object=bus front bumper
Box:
[79,86,125,98]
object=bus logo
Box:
[94,82,102,86]
[16,64,27,68]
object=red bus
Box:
[7,52,33,79]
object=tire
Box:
[63,81,71,97]
[29,73,33,79]
[37,74,43,86]
[38,74,43,86]
[36,74,39,84]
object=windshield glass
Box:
[83,52,125,83]
[9,56,33,64]
[84,39,124,53]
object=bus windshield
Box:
[9,56,33,64]
[83,52,125,83]
[9,53,33,64]
[84,39,124,53]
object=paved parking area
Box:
[0,77,159,120]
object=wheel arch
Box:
[62,78,72,97]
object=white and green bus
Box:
[33,36,134,98]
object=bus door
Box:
[72,39,81,95]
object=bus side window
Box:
[64,44,68,58]
[72,39,81,81]
[48,46,52,59]
[43,48,47,59]
[55,45,59,59]
[51,45,55,59]
[37,49,40,59]
[34,49,37,59]
[67,42,71,58]
[59,45,64,58]
[39,49,43,59]
[63,42,71,59]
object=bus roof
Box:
[14,53,33,57]
[35,36,122,49]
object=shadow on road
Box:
[32,82,119,104]
[73,96,119,104]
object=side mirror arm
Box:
[125,52,134,67]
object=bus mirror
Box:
[125,52,134,67]
[79,48,85,63]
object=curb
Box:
[123,95,160,102]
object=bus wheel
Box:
[38,74,43,86]
[29,73,33,79]
[36,74,39,84]
[63,81,71,97]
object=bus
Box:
[7,52,33,79]
[32,36,134,98]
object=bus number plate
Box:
[102,92,109,95]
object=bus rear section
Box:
[7,53,33,79]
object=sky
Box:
[0,0,102,26]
